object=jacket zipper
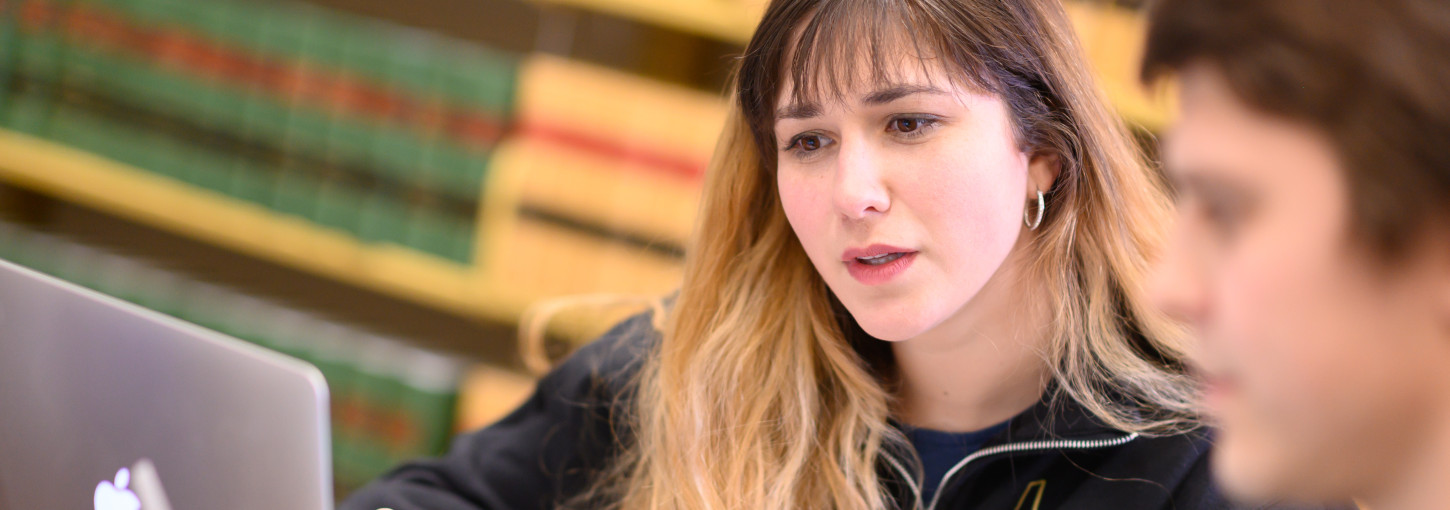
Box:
[885,432,1141,510]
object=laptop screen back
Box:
[0,259,332,509]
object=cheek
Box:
[777,171,830,248]
[1220,249,1335,405]
[903,144,1027,263]
[1209,239,1358,501]
[1213,255,1430,502]
[1211,177,1351,407]
[1207,196,1430,500]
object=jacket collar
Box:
[888,387,1129,446]
[993,389,1128,444]
[878,388,1135,505]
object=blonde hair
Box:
[582,0,1197,508]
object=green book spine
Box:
[304,322,364,491]
[437,40,517,124]
[225,158,277,207]
[187,140,237,196]
[8,0,63,134]
[268,162,323,219]
[392,348,464,461]
[311,176,368,237]
[14,0,62,83]
[346,335,406,487]
[0,0,19,111]
[0,220,20,262]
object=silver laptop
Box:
[0,259,333,509]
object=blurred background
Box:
[0,0,1168,499]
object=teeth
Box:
[856,252,905,265]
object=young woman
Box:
[1142,1,1450,509]
[343,0,1256,508]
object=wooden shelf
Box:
[0,128,523,325]
[533,0,765,46]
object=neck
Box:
[891,247,1051,433]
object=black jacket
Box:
[341,313,1343,510]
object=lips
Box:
[856,252,907,265]
[841,244,915,262]
[1191,362,1240,412]
[842,244,918,285]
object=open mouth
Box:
[844,250,917,285]
[855,252,908,266]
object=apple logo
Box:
[94,467,141,510]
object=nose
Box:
[831,137,890,219]
[1148,217,1210,326]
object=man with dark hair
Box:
[1142,1,1450,509]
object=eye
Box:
[1201,200,1241,230]
[891,118,921,133]
[796,135,824,151]
[885,115,939,138]
[1194,190,1257,240]
[783,133,832,153]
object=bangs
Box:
[777,0,1001,112]
[736,0,1046,165]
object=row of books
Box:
[0,218,475,494]
[1,0,517,263]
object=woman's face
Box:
[774,60,1052,341]
[1151,64,1450,505]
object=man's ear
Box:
[1435,236,1450,335]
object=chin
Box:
[855,321,921,342]
[841,299,943,342]
[1211,446,1279,504]
[1211,430,1329,506]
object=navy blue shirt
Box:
[905,421,1010,505]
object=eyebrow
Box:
[775,102,823,121]
[774,84,948,121]
[1167,168,1252,202]
[863,84,947,105]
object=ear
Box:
[1027,152,1063,197]
[1435,236,1450,334]
[1410,231,1450,342]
